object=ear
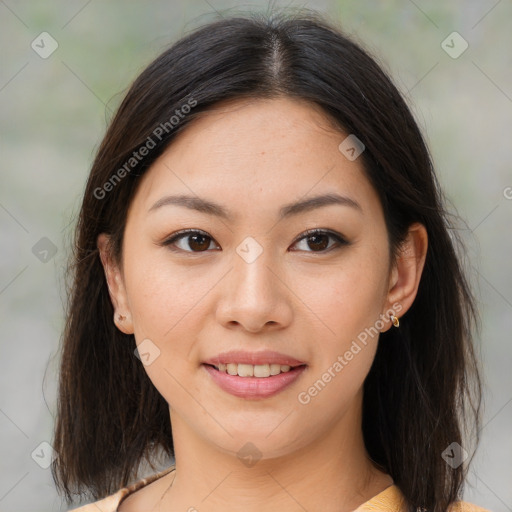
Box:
[381,222,428,332]
[97,233,134,334]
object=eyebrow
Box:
[148,192,362,220]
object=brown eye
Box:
[290,229,348,253]
[162,230,219,253]
[305,233,329,251]
[187,233,211,251]
[162,228,348,254]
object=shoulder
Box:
[67,464,176,512]
[447,500,491,512]
[68,490,125,512]
[355,484,490,512]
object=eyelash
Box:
[160,228,349,254]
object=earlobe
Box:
[382,222,428,331]
[97,233,134,334]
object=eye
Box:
[161,228,348,254]
[162,229,219,253]
[290,229,348,253]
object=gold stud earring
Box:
[390,315,400,328]
[116,313,126,323]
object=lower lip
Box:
[202,364,307,399]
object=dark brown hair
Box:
[52,10,482,511]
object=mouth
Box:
[201,351,307,399]
[203,362,304,377]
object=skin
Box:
[98,96,428,512]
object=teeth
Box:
[253,364,270,377]
[238,364,253,377]
[270,364,281,375]
[214,363,295,377]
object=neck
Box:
[161,393,393,512]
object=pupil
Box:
[308,234,328,251]
[190,234,210,251]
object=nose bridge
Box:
[215,236,292,331]
[231,237,279,305]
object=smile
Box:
[211,362,295,377]
[202,363,307,399]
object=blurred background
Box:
[1,1,511,510]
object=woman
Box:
[52,10,488,512]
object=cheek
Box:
[123,254,212,407]
[289,247,388,405]
[123,244,209,339]
[122,246,223,396]
[293,267,384,422]
[293,252,388,351]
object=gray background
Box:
[0,1,511,510]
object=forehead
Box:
[164,96,344,169]
[129,97,382,221]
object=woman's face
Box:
[102,97,410,460]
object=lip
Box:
[203,350,305,367]
[203,363,307,399]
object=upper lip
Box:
[203,350,306,367]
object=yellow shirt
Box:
[69,464,490,512]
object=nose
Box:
[215,248,293,333]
